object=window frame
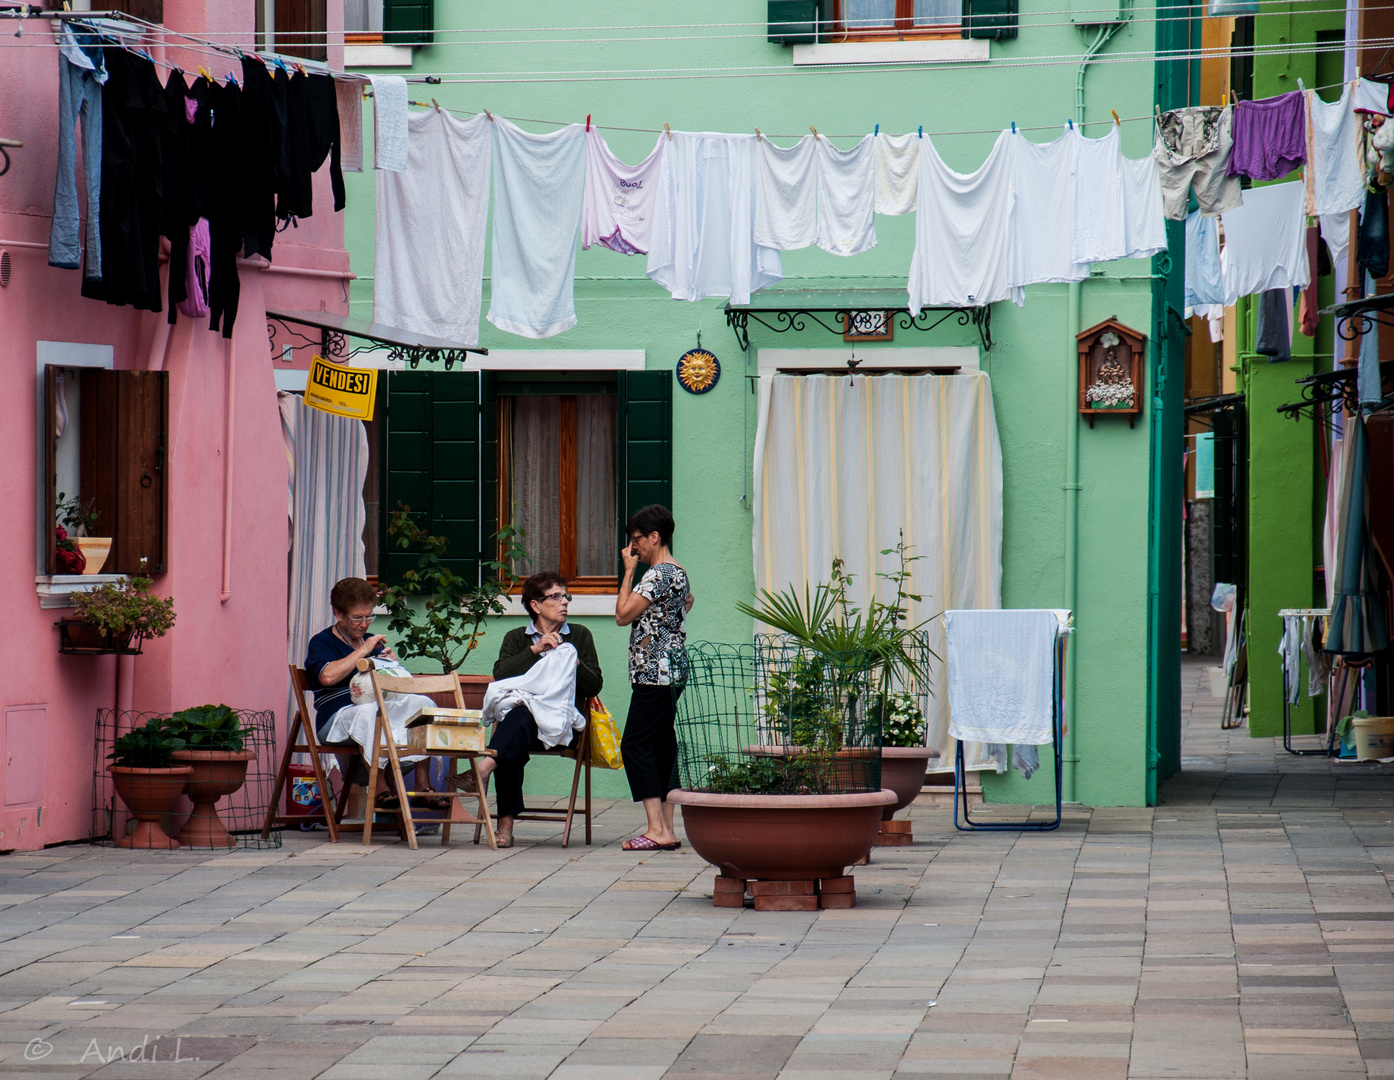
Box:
[829,0,961,41]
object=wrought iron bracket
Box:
[725,303,992,354]
[1277,360,1394,423]
[266,315,476,371]
[1322,293,1394,342]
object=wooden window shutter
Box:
[382,371,481,586]
[383,0,435,45]
[274,0,328,61]
[89,0,165,23]
[480,371,500,572]
[617,370,674,571]
[961,0,1018,39]
[72,369,168,576]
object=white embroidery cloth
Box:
[482,643,586,749]
[322,694,436,767]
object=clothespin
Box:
[228,70,238,86]
[483,109,494,122]
[197,64,212,82]
[1155,104,1162,121]
[585,114,591,131]
[1068,119,1074,130]
[297,62,306,77]
[809,125,819,139]
[874,123,879,136]
[918,125,922,138]
[754,126,763,141]
[1111,108,1120,126]
[431,98,441,112]
[1010,121,1015,134]
[663,122,672,141]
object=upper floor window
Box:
[835,0,959,38]
[344,0,434,46]
[256,0,327,62]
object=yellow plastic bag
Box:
[588,697,623,769]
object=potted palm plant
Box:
[167,704,256,848]
[107,718,191,849]
[57,561,176,654]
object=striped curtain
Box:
[753,372,1004,768]
[281,393,369,729]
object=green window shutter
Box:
[383,0,433,45]
[962,0,1018,39]
[618,370,673,567]
[480,371,500,573]
[768,0,822,44]
[382,370,480,586]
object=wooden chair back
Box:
[357,657,465,721]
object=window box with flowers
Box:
[56,563,177,655]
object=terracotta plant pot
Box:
[109,765,193,849]
[880,746,940,821]
[668,789,896,881]
[76,537,112,574]
[172,750,257,848]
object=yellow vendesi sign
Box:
[305,355,377,421]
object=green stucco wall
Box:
[344,0,1165,806]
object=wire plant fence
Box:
[92,709,282,850]
[673,635,932,796]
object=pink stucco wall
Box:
[0,4,349,850]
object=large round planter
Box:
[109,765,193,849]
[76,537,112,575]
[172,750,256,848]
[668,789,896,880]
[880,747,940,821]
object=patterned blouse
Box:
[628,562,689,685]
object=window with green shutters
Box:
[378,369,673,591]
[766,0,1015,41]
[382,0,434,45]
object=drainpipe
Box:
[220,337,235,603]
[1063,20,1125,803]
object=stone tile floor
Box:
[1,658,1391,1079]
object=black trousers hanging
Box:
[621,684,683,802]
[488,705,547,820]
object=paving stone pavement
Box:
[0,658,1390,1079]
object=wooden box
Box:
[404,708,486,753]
[1077,317,1145,428]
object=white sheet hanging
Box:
[874,131,920,214]
[373,108,491,346]
[1220,181,1311,301]
[647,131,782,304]
[754,135,819,250]
[1009,126,1088,287]
[815,134,876,256]
[908,131,1017,312]
[753,372,1003,768]
[945,609,1062,746]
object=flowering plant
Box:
[1085,379,1134,408]
[54,526,86,574]
[71,561,176,641]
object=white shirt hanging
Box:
[1220,181,1311,301]
[1008,126,1088,288]
[582,129,667,255]
[1072,125,1128,265]
[1306,84,1364,217]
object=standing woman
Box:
[616,504,694,851]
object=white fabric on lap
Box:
[482,643,585,749]
[946,609,1061,746]
[323,692,436,767]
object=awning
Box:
[266,307,487,370]
[724,289,992,353]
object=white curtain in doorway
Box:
[281,393,369,727]
[753,372,1003,767]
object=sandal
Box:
[622,835,682,851]
[409,795,451,812]
[493,831,514,849]
[374,792,401,811]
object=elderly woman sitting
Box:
[474,572,603,847]
[304,576,440,811]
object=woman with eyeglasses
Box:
[472,571,604,848]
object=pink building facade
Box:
[0,2,348,850]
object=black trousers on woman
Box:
[621,684,683,802]
[488,705,548,819]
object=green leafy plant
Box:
[875,691,927,748]
[168,704,248,752]
[72,561,177,641]
[702,753,841,796]
[57,492,100,536]
[378,506,528,673]
[108,717,187,768]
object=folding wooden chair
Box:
[471,693,594,848]
[359,659,497,851]
[262,665,362,842]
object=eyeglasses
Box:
[345,614,375,625]
[543,592,573,603]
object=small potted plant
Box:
[873,690,939,844]
[58,561,176,654]
[167,705,257,848]
[107,718,192,849]
[57,492,111,575]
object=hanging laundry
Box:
[873,131,918,215]
[336,77,365,172]
[647,131,782,305]
[239,56,287,261]
[278,72,346,221]
[1153,105,1242,220]
[81,48,168,311]
[487,118,587,339]
[814,134,876,256]
[1300,225,1320,337]
[908,131,1017,313]
[1121,154,1168,259]
[1306,84,1363,216]
[1195,303,1226,342]
[49,22,105,277]
[1228,91,1307,181]
[375,109,491,346]
[1184,210,1225,308]
[1321,211,1351,269]
[1357,185,1390,280]
[1219,181,1310,300]
[207,77,246,337]
[161,70,196,320]
[582,129,665,255]
[1072,125,1127,265]
[1008,126,1087,288]
[755,135,818,250]
[1255,288,1292,362]
[369,74,408,172]
[1354,77,1394,116]
[1359,271,1382,407]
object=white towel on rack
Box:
[369,75,408,172]
[946,609,1061,746]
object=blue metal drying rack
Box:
[953,624,1070,832]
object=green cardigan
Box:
[492,623,604,713]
